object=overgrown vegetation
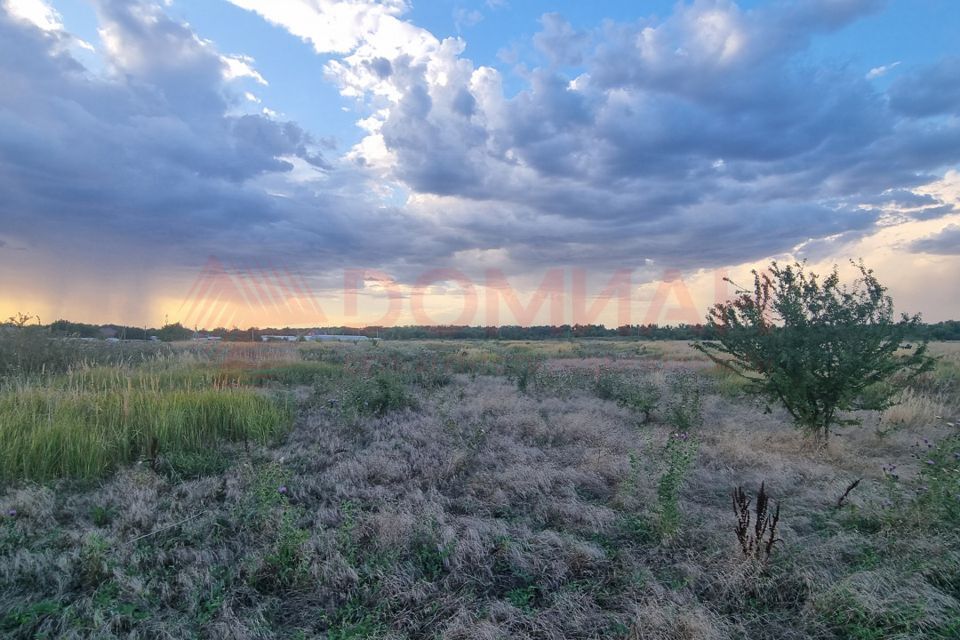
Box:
[0,336,958,638]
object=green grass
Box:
[40,360,341,392]
[244,361,341,386]
[0,368,293,482]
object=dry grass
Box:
[0,340,958,638]
[879,387,946,431]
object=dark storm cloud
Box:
[3,0,960,291]
[910,225,960,255]
[0,1,433,278]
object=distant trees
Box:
[155,323,193,342]
[696,261,935,444]
[49,320,101,338]
[5,306,960,345]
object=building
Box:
[304,334,370,342]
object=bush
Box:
[665,371,702,431]
[696,261,934,444]
[594,369,660,423]
[505,354,543,393]
[340,371,416,417]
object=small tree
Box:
[695,261,934,444]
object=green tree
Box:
[695,261,934,444]
[155,322,193,342]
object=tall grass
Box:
[0,357,300,482]
[0,385,291,481]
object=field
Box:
[1,337,959,639]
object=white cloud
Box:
[866,60,900,79]
[222,53,268,85]
[226,0,408,54]
[3,0,61,31]
[454,7,483,31]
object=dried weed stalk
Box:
[732,482,781,562]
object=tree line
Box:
[7,318,959,342]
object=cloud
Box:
[454,7,483,32]
[0,0,434,282]
[866,60,899,80]
[221,53,267,85]
[889,56,960,117]
[910,224,960,255]
[225,0,409,55]
[275,0,954,274]
[533,13,589,67]
[4,0,960,306]
[3,0,61,31]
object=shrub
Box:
[665,371,702,431]
[340,371,416,417]
[696,261,934,444]
[594,369,660,423]
[505,354,543,393]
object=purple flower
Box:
[6,509,15,517]
[926,460,936,465]
[278,486,288,494]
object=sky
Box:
[0,0,959,328]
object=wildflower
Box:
[6,509,15,517]
[278,486,288,495]
[926,459,936,465]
